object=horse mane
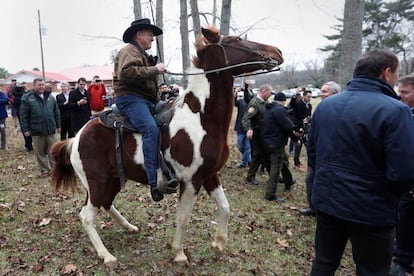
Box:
[192,26,220,68]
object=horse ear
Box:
[201,27,220,43]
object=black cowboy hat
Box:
[122,18,163,43]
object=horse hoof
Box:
[128,225,139,232]
[173,255,189,266]
[104,257,118,268]
[211,242,224,255]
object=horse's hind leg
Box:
[80,201,117,268]
[172,183,198,265]
[210,184,230,254]
[105,205,138,232]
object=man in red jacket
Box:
[87,75,106,116]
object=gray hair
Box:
[323,81,341,94]
[259,84,273,93]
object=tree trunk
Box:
[190,0,201,40]
[212,0,217,26]
[220,0,232,35]
[156,0,164,63]
[133,0,142,19]
[338,0,364,88]
[180,0,190,85]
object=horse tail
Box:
[50,139,78,194]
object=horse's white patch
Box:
[165,70,211,182]
[70,125,90,194]
[174,68,210,113]
[131,133,144,165]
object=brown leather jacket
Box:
[113,43,160,104]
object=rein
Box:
[165,35,281,78]
[165,61,280,76]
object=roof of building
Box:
[59,64,113,82]
[0,64,114,84]
[0,70,72,84]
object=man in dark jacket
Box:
[234,87,251,168]
[242,84,272,185]
[389,73,414,275]
[261,92,300,202]
[69,77,91,133]
[308,49,414,275]
[56,82,74,140]
[20,78,61,177]
[290,89,312,171]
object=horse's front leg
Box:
[105,204,138,232]
[80,201,117,268]
[172,182,198,266]
[210,184,230,254]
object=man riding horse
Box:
[113,18,178,201]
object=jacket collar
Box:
[347,76,400,100]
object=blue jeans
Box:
[236,132,251,167]
[115,94,159,187]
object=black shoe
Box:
[389,264,411,276]
[265,196,285,202]
[275,196,285,203]
[150,187,164,202]
[156,178,179,194]
[299,208,315,216]
[285,178,297,192]
[246,177,258,185]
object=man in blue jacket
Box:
[308,49,414,275]
[389,73,414,275]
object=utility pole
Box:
[38,10,45,81]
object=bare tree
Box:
[190,0,201,40]
[180,0,190,84]
[304,58,324,87]
[338,0,364,87]
[220,0,232,35]
[133,0,142,19]
[212,0,217,26]
[156,0,164,63]
[281,61,299,89]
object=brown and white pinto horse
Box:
[50,27,283,267]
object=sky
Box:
[0,0,345,75]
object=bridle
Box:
[165,35,281,77]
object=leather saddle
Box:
[99,100,174,132]
[98,99,177,192]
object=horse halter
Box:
[166,35,281,77]
[211,35,280,69]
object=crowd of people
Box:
[1,16,414,275]
[1,75,109,177]
[232,49,414,275]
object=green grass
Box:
[0,108,355,275]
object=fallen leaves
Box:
[38,217,51,227]
[276,238,289,249]
[60,263,77,274]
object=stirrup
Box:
[156,178,179,194]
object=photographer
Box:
[291,89,312,171]
[87,75,106,116]
[159,83,180,101]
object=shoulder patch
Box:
[248,106,256,113]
